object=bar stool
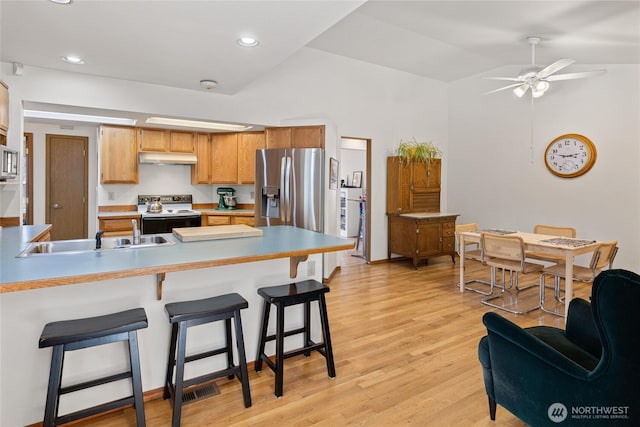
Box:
[255,280,336,397]
[39,308,148,427]
[164,293,251,427]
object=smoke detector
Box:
[200,79,218,90]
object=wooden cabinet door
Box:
[207,216,231,226]
[231,216,254,226]
[210,133,238,183]
[0,81,8,134]
[292,125,324,148]
[138,128,169,152]
[237,132,265,184]
[416,222,441,257]
[265,127,291,149]
[411,159,440,212]
[191,133,211,184]
[100,125,138,184]
[169,131,196,153]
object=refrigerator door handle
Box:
[283,155,292,223]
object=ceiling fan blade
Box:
[483,76,525,82]
[484,82,526,95]
[544,70,606,81]
[536,58,575,79]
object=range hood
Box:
[138,152,197,165]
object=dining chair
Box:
[455,223,492,295]
[526,224,577,263]
[539,240,618,317]
[480,232,544,314]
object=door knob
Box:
[52,203,61,209]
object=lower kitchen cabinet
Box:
[98,214,141,237]
[387,213,458,268]
[202,213,254,227]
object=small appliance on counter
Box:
[216,187,237,210]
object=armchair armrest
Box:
[483,312,592,379]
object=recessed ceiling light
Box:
[50,0,72,4]
[237,37,259,47]
[24,110,137,126]
[200,79,218,90]
[62,55,85,65]
[146,117,252,132]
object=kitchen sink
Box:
[16,234,174,257]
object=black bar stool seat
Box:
[39,308,148,427]
[164,293,251,427]
[255,280,336,397]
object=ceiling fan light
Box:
[513,85,527,98]
[532,89,545,98]
[535,81,549,92]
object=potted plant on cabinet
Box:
[395,138,442,164]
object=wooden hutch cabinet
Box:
[386,156,441,214]
[386,156,457,267]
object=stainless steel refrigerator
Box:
[254,148,324,232]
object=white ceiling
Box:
[1,0,639,123]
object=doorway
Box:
[339,137,371,265]
[45,134,88,240]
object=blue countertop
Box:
[0,225,353,292]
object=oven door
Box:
[141,215,201,235]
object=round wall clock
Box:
[544,133,597,178]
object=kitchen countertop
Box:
[397,212,459,219]
[0,225,353,293]
[199,208,254,216]
[97,211,141,218]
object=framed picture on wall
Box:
[352,171,362,188]
[329,157,339,190]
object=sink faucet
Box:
[95,230,104,249]
[132,219,140,245]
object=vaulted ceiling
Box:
[2,1,638,98]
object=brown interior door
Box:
[46,134,88,240]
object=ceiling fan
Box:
[485,36,606,98]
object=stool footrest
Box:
[283,342,326,360]
[263,326,306,343]
[60,371,132,395]
[183,346,230,365]
[56,396,135,426]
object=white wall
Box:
[1,47,449,263]
[448,64,640,270]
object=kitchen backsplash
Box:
[99,163,255,206]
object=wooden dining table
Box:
[458,230,601,321]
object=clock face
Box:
[544,134,596,178]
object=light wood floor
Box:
[67,256,589,427]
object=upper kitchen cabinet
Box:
[100,125,138,184]
[138,128,168,152]
[138,128,196,153]
[168,131,196,153]
[191,133,212,184]
[265,125,324,149]
[210,133,238,183]
[0,81,8,141]
[386,157,441,214]
[237,132,265,184]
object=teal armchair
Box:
[478,269,640,426]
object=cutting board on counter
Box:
[173,225,263,242]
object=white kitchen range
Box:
[137,194,201,234]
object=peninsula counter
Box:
[0,225,353,426]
